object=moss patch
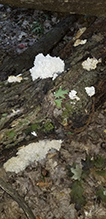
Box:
[43,120,54,133]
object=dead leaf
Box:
[36,179,52,188]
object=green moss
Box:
[24,123,41,134]
[24,119,54,135]
[44,120,54,133]
[61,102,75,125]
[31,124,39,131]
[7,130,16,138]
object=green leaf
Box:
[93,155,106,169]
[55,99,63,108]
[54,87,69,99]
[32,21,44,35]
[71,164,82,180]
[2,113,8,117]
[96,187,106,203]
[71,181,86,210]
[67,132,73,135]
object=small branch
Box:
[0,177,36,219]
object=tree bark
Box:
[0,17,106,162]
[0,0,106,17]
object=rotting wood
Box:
[0,17,106,159]
[0,0,106,17]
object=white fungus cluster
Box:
[8,75,22,83]
[82,57,101,71]
[30,53,65,81]
[69,90,80,101]
[85,86,95,97]
[3,140,62,173]
[74,39,87,47]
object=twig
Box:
[0,177,36,219]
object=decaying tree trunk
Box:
[0,0,106,17]
[0,17,106,162]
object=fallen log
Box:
[0,17,106,162]
[0,0,106,17]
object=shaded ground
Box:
[0,5,59,55]
[0,105,106,219]
[0,5,106,219]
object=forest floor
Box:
[0,4,106,219]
